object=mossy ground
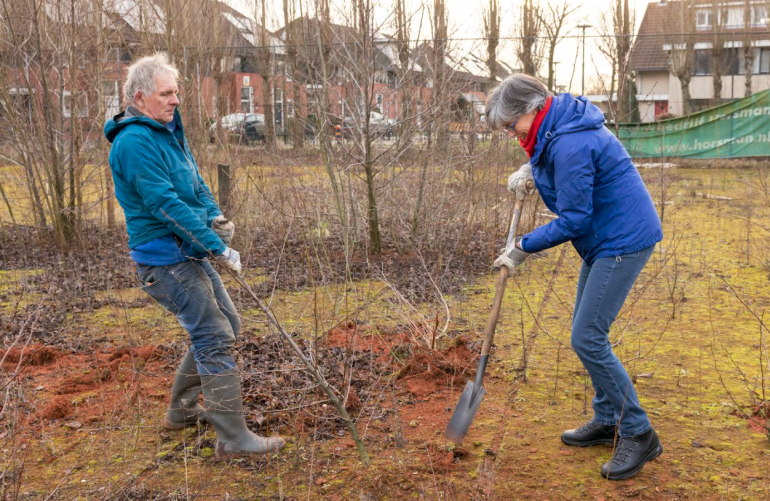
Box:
[3,167,770,500]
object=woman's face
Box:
[506,110,538,142]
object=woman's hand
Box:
[493,237,531,273]
[507,163,537,201]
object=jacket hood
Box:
[530,94,606,166]
[104,107,182,143]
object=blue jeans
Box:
[136,259,241,376]
[572,246,655,437]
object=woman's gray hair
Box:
[486,74,551,130]
[123,53,179,106]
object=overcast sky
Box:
[226,0,650,94]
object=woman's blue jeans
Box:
[572,246,654,437]
[136,259,241,376]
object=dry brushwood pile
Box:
[237,322,480,439]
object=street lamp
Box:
[577,24,592,96]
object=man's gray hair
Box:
[486,74,551,130]
[123,53,179,106]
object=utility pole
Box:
[577,24,592,95]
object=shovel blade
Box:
[445,380,486,444]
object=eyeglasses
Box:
[506,117,527,141]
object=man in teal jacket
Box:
[105,53,284,457]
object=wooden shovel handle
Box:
[481,193,528,357]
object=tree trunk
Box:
[261,68,276,151]
[519,0,539,76]
[744,0,754,97]
[680,76,692,115]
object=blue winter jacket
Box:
[519,94,662,265]
[104,108,225,257]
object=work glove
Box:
[493,237,531,273]
[211,215,235,245]
[215,247,242,274]
[507,163,537,201]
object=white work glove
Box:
[211,215,235,245]
[507,163,537,201]
[215,247,242,274]
[493,237,531,273]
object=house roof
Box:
[631,0,770,73]
[630,2,670,71]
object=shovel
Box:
[445,190,530,444]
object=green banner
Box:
[618,89,770,158]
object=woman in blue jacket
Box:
[486,74,663,480]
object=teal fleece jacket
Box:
[104,107,225,255]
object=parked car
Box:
[336,112,393,139]
[209,113,265,144]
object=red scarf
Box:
[520,97,553,158]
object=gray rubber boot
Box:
[163,350,206,429]
[200,368,286,457]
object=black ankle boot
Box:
[601,427,662,480]
[561,420,616,447]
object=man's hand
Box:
[215,247,242,274]
[493,237,531,273]
[212,215,235,245]
[507,163,537,201]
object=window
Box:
[722,48,742,75]
[757,47,770,74]
[374,71,389,84]
[753,6,769,27]
[375,94,383,112]
[692,50,712,75]
[106,47,132,64]
[62,90,87,118]
[287,99,294,117]
[696,9,712,30]
[735,47,770,75]
[722,7,743,29]
[307,93,318,111]
[241,86,253,113]
[1,87,32,121]
[274,88,283,128]
[102,81,119,118]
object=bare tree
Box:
[517,0,542,77]
[394,0,412,132]
[432,0,449,152]
[667,0,695,115]
[712,1,726,105]
[256,0,277,151]
[744,0,754,98]
[483,0,500,150]
[615,0,633,120]
[538,2,579,92]
[284,0,304,149]
[594,9,618,111]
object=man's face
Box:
[134,73,179,124]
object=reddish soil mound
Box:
[747,402,769,434]
[40,396,73,420]
[396,336,477,398]
[13,343,171,431]
[1,345,61,366]
[56,362,118,395]
[108,345,157,362]
[324,322,411,363]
